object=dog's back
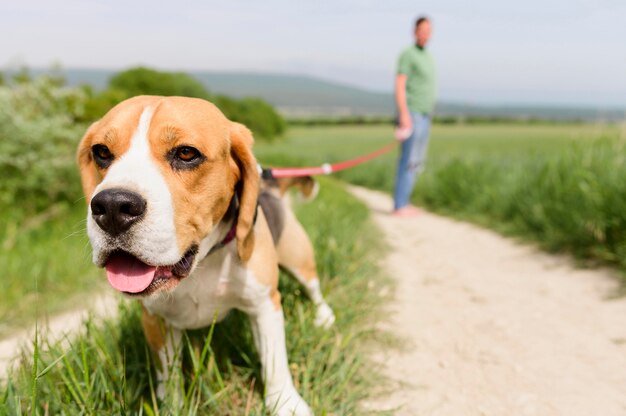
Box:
[259,175,318,245]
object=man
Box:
[393,16,436,216]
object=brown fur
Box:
[77,96,158,201]
[141,305,166,352]
[247,211,281,310]
[260,177,320,284]
[76,121,101,201]
[274,177,316,198]
[229,123,260,262]
[276,209,319,283]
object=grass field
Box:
[0,204,106,338]
[257,122,626,277]
[1,178,391,415]
[256,123,616,192]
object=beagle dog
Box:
[77,95,335,415]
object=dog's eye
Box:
[92,144,114,168]
[169,146,205,170]
[176,146,200,162]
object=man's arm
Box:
[395,74,412,130]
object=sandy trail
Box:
[349,186,626,416]
[0,294,119,379]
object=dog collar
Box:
[206,195,258,256]
[220,217,238,247]
[206,201,238,256]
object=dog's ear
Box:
[76,121,101,203]
[230,122,260,262]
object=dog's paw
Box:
[314,302,336,329]
[156,382,166,401]
[266,387,313,416]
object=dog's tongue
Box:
[105,252,156,293]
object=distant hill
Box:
[43,68,394,117]
[193,72,395,117]
[33,68,626,122]
[436,102,626,123]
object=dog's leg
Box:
[276,214,336,329]
[248,291,312,416]
[288,265,336,329]
[141,306,183,401]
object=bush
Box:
[415,137,626,269]
[79,84,130,122]
[0,76,87,221]
[224,97,286,140]
[287,116,394,126]
[80,67,212,121]
[109,66,212,100]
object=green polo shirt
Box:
[397,45,436,114]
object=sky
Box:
[1,0,625,107]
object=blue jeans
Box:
[393,112,431,210]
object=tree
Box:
[88,66,286,141]
[109,67,211,99]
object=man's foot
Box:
[392,205,420,217]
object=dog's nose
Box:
[90,189,147,236]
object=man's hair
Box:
[415,16,430,28]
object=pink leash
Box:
[262,142,397,179]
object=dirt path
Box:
[350,186,626,416]
[0,294,119,379]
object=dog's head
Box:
[77,96,259,297]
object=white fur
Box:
[284,267,336,329]
[306,279,336,329]
[156,327,182,402]
[295,180,320,203]
[87,107,180,267]
[250,304,312,416]
[143,243,252,328]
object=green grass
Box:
[1,178,390,415]
[0,203,106,338]
[415,137,626,271]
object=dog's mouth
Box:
[104,246,198,296]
